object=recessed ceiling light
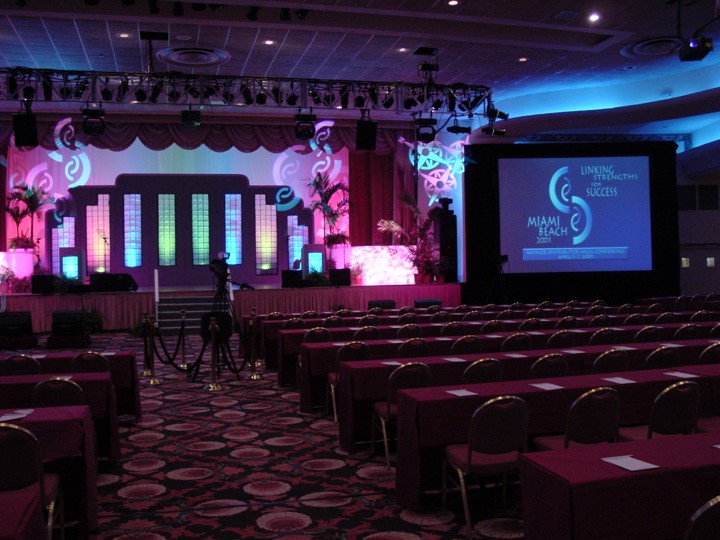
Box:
[116,32,132,39]
[588,12,600,23]
[398,47,408,53]
[264,40,275,45]
[448,0,459,6]
[517,56,529,63]
[175,34,193,42]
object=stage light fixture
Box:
[240,85,253,105]
[134,88,147,102]
[487,105,509,121]
[382,93,395,109]
[295,9,310,20]
[100,87,113,101]
[149,82,163,103]
[13,99,37,147]
[482,125,506,137]
[285,91,298,106]
[415,117,437,144]
[255,90,267,105]
[294,111,317,140]
[679,35,713,61]
[222,89,235,104]
[22,86,35,100]
[81,103,106,136]
[181,107,201,126]
[271,86,282,104]
[309,88,321,106]
[447,117,471,134]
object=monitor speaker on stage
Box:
[414,299,442,309]
[368,299,396,310]
[329,268,351,287]
[281,270,302,288]
[31,274,58,295]
[0,312,33,337]
[12,113,38,147]
[90,272,138,292]
[51,310,85,336]
[356,120,377,151]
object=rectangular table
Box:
[0,350,141,419]
[0,405,98,535]
[519,431,720,539]
[0,372,120,461]
[395,361,720,510]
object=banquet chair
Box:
[689,294,706,310]
[282,317,305,330]
[619,380,700,441]
[533,386,620,450]
[646,302,665,313]
[589,314,610,327]
[710,323,720,338]
[266,311,285,320]
[451,335,484,355]
[453,304,471,313]
[300,310,320,319]
[538,300,554,308]
[699,342,720,364]
[592,349,630,374]
[683,494,720,540]
[396,323,423,339]
[397,337,429,358]
[556,306,575,317]
[0,354,42,375]
[585,304,604,315]
[441,395,528,539]
[371,362,432,467]
[644,346,680,369]
[398,312,418,324]
[497,309,515,320]
[327,341,371,422]
[303,327,332,343]
[32,378,85,407]
[479,303,497,312]
[322,315,344,328]
[616,303,634,314]
[518,318,541,330]
[440,321,465,337]
[554,315,578,329]
[353,326,379,341]
[367,307,384,315]
[529,353,568,379]
[480,320,503,333]
[673,323,703,340]
[546,330,575,348]
[70,351,110,372]
[673,295,691,312]
[358,314,379,327]
[500,332,532,352]
[633,325,663,343]
[461,310,483,321]
[429,310,451,323]
[461,358,503,384]
[335,308,352,317]
[690,309,714,322]
[398,306,415,315]
[623,313,645,325]
[425,304,442,314]
[589,327,620,345]
[655,312,676,324]
[0,422,65,540]
[525,307,543,318]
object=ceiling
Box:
[1,0,720,146]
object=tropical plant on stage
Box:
[377,192,444,281]
[5,183,55,253]
[305,172,350,268]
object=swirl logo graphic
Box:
[549,166,592,245]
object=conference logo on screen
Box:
[548,166,592,246]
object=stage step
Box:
[156,296,217,335]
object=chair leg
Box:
[380,417,391,468]
[329,383,338,423]
[457,470,472,539]
[441,460,448,509]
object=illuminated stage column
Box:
[437,197,458,283]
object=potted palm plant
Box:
[5,183,55,262]
[306,172,350,269]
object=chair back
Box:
[684,495,720,540]
[585,305,604,315]
[564,387,620,447]
[397,337,429,358]
[367,307,384,315]
[266,311,285,320]
[358,314,379,327]
[690,310,714,322]
[0,423,45,493]
[589,327,619,345]
[555,316,578,329]
[429,310,450,323]
[282,317,305,330]
[648,380,700,438]
[589,314,610,327]
[546,330,575,348]
[441,321,465,336]
[462,310,482,321]
[453,304,471,313]
[32,378,85,406]
[673,323,702,340]
[699,342,720,364]
[518,318,541,330]
[336,341,372,362]
[646,302,665,313]
[525,307,543,318]
[468,395,528,456]
[300,310,319,319]
[303,326,332,343]
[386,363,432,407]
[353,326,379,341]
[479,303,497,312]
[710,323,720,338]
[335,308,353,317]
[616,303,634,314]
[480,320,503,333]
[451,335,483,355]
[623,313,645,325]
[425,305,442,314]
[0,354,42,375]
[71,351,110,372]
[462,358,503,384]
[497,309,515,320]
[398,312,418,324]
[398,306,415,315]
[322,315,344,328]
[654,312,676,324]
[396,323,423,339]
[632,325,662,343]
[529,353,568,379]
[592,349,630,374]
[556,306,575,317]
[644,346,679,369]
[500,332,532,352]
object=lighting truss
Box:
[0,68,492,118]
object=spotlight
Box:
[403,96,418,109]
[255,91,267,105]
[168,89,181,103]
[340,86,350,109]
[286,92,299,106]
[309,88,322,106]
[447,117,471,134]
[354,95,366,108]
[22,86,35,100]
[271,86,282,103]
[181,108,201,126]
[100,87,113,101]
[134,88,147,102]
[294,112,317,140]
[482,125,506,137]
[295,9,310,20]
[240,85,253,105]
[679,35,713,61]
[149,82,163,103]
[246,6,259,20]
[487,106,509,121]
[382,93,395,109]
[415,117,437,144]
[81,103,106,136]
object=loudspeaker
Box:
[281,270,302,288]
[329,268,351,287]
[90,273,138,292]
[0,311,33,337]
[31,274,58,295]
[356,120,377,150]
[414,299,442,309]
[200,311,233,342]
[181,109,201,126]
[368,299,396,310]
[12,113,38,147]
[51,310,85,336]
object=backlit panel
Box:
[158,194,176,266]
[51,216,75,275]
[123,194,142,268]
[286,215,308,270]
[255,194,277,275]
[225,194,242,265]
[86,194,110,273]
[192,193,210,265]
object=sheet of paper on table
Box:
[602,455,659,471]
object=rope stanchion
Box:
[178,309,189,371]
[205,316,224,392]
[146,315,161,386]
[248,307,262,380]
[141,312,153,377]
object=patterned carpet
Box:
[34,330,523,539]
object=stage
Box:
[5,283,462,334]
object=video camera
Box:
[209,252,230,283]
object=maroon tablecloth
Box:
[519,431,720,539]
[0,405,98,533]
[0,484,45,540]
[0,372,120,461]
[0,350,140,418]
[395,361,720,509]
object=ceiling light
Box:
[416,117,437,144]
[81,103,106,136]
[116,32,132,39]
[679,35,713,61]
[588,12,600,23]
[487,106,509,121]
[482,125,506,137]
[294,112,317,140]
[264,40,274,45]
[448,0,459,5]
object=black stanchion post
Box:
[205,316,223,391]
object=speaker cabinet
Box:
[368,299,396,310]
[31,274,58,295]
[329,268,351,287]
[281,270,302,288]
[414,299,442,309]
[12,113,38,147]
[51,310,85,336]
[0,312,33,337]
[356,120,377,150]
[90,273,138,292]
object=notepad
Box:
[561,349,585,354]
[530,382,564,390]
[435,337,453,341]
[442,357,468,363]
[602,377,636,384]
[332,342,348,347]
[659,343,684,348]
[381,361,402,366]
[504,352,527,358]
[664,371,698,378]
[31,354,47,358]
[527,331,544,335]
[446,389,477,397]
[613,345,636,351]
[387,339,404,344]
[602,455,658,471]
